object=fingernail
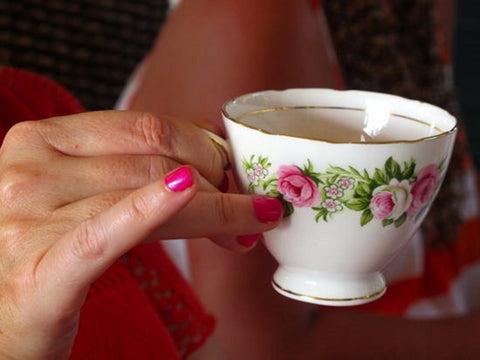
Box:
[165,166,194,192]
[237,233,261,247]
[252,196,283,223]
[219,173,229,193]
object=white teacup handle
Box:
[202,129,232,170]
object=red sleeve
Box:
[0,67,84,137]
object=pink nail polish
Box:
[165,166,194,192]
[252,196,283,223]
[218,173,229,193]
[237,233,261,247]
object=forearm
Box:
[130,0,335,122]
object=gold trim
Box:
[222,101,457,145]
[272,279,386,303]
[237,106,444,133]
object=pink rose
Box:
[408,164,440,216]
[370,179,412,220]
[370,191,395,220]
[278,165,320,207]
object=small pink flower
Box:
[325,184,343,199]
[370,191,395,220]
[322,198,342,212]
[408,164,440,216]
[253,163,268,178]
[338,177,355,190]
[278,165,320,207]
[247,169,257,183]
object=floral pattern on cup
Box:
[242,155,446,227]
[277,165,320,207]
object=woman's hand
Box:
[0,111,283,359]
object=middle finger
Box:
[36,111,228,186]
[49,155,218,207]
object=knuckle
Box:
[72,220,107,260]
[95,192,123,210]
[134,112,172,154]
[1,220,28,243]
[0,165,36,208]
[0,221,28,259]
[146,156,175,183]
[2,122,37,149]
[128,193,154,222]
[213,194,236,227]
[9,271,34,294]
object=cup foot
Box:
[272,267,386,306]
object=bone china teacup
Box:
[222,89,457,306]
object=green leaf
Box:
[309,174,321,186]
[394,213,407,228]
[282,201,294,217]
[261,177,277,191]
[363,169,371,181]
[330,174,339,184]
[248,183,256,194]
[346,197,370,211]
[267,189,280,197]
[307,159,314,172]
[373,168,389,185]
[347,166,362,179]
[355,181,372,198]
[385,157,401,180]
[402,159,416,180]
[382,218,394,227]
[314,207,328,222]
[360,209,374,226]
[329,166,347,173]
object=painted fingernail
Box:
[165,166,194,192]
[253,196,283,223]
[237,233,262,247]
[219,173,229,193]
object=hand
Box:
[0,111,283,359]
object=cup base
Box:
[272,266,386,306]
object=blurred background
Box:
[0,0,477,169]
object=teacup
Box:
[222,89,457,306]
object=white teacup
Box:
[222,89,457,306]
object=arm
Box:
[131,0,335,123]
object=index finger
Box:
[37,165,198,313]
[37,110,228,185]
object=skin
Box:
[0,111,283,359]
[132,1,480,359]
